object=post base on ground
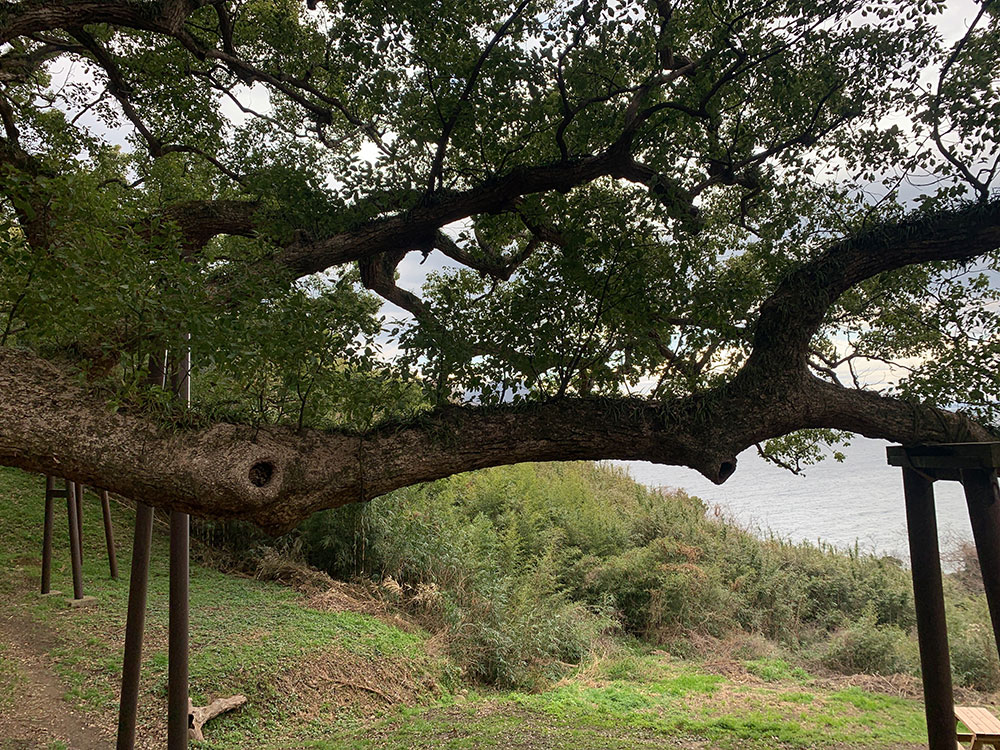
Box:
[39,590,63,597]
[66,595,98,608]
[188,695,247,741]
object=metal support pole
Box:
[41,476,56,594]
[65,479,84,600]
[168,510,190,750]
[116,503,154,750]
[903,467,955,750]
[116,351,169,749]
[168,338,191,749]
[960,468,1000,658]
[74,481,84,563]
[101,489,119,580]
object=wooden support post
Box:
[903,467,955,750]
[116,503,154,750]
[41,476,56,594]
[65,479,84,600]
[960,468,1000,659]
[168,510,190,750]
[100,489,119,580]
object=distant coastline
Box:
[618,435,975,564]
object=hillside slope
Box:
[0,465,953,749]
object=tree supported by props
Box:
[0,0,998,532]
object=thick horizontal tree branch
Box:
[273,150,693,277]
[799,376,993,445]
[162,199,259,252]
[0,345,990,534]
[128,151,678,278]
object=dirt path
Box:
[0,606,111,750]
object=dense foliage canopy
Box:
[0,0,998,530]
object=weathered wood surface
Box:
[956,706,1000,748]
[188,695,247,741]
[887,443,1000,471]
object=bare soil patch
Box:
[0,606,111,750]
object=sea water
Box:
[617,435,975,564]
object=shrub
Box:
[948,597,1000,691]
[444,556,613,688]
[823,608,915,675]
[191,461,932,687]
[951,623,1000,691]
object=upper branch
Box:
[163,199,259,252]
[272,149,685,277]
[433,229,540,281]
[425,0,532,192]
[747,199,1000,375]
[0,0,206,44]
[928,0,995,201]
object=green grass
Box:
[745,658,810,683]
[0,466,448,747]
[500,664,928,749]
[0,465,934,748]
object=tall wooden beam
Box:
[960,468,1000,658]
[40,475,57,594]
[73,480,84,563]
[902,467,955,750]
[168,340,191,749]
[168,509,190,750]
[116,352,165,750]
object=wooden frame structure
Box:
[887,443,1000,750]
[41,476,118,601]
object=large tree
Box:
[0,0,997,533]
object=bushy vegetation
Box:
[194,461,1000,692]
[822,607,916,675]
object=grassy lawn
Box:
[0,466,446,748]
[0,466,931,748]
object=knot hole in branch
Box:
[249,461,274,487]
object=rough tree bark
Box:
[0,343,990,534]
